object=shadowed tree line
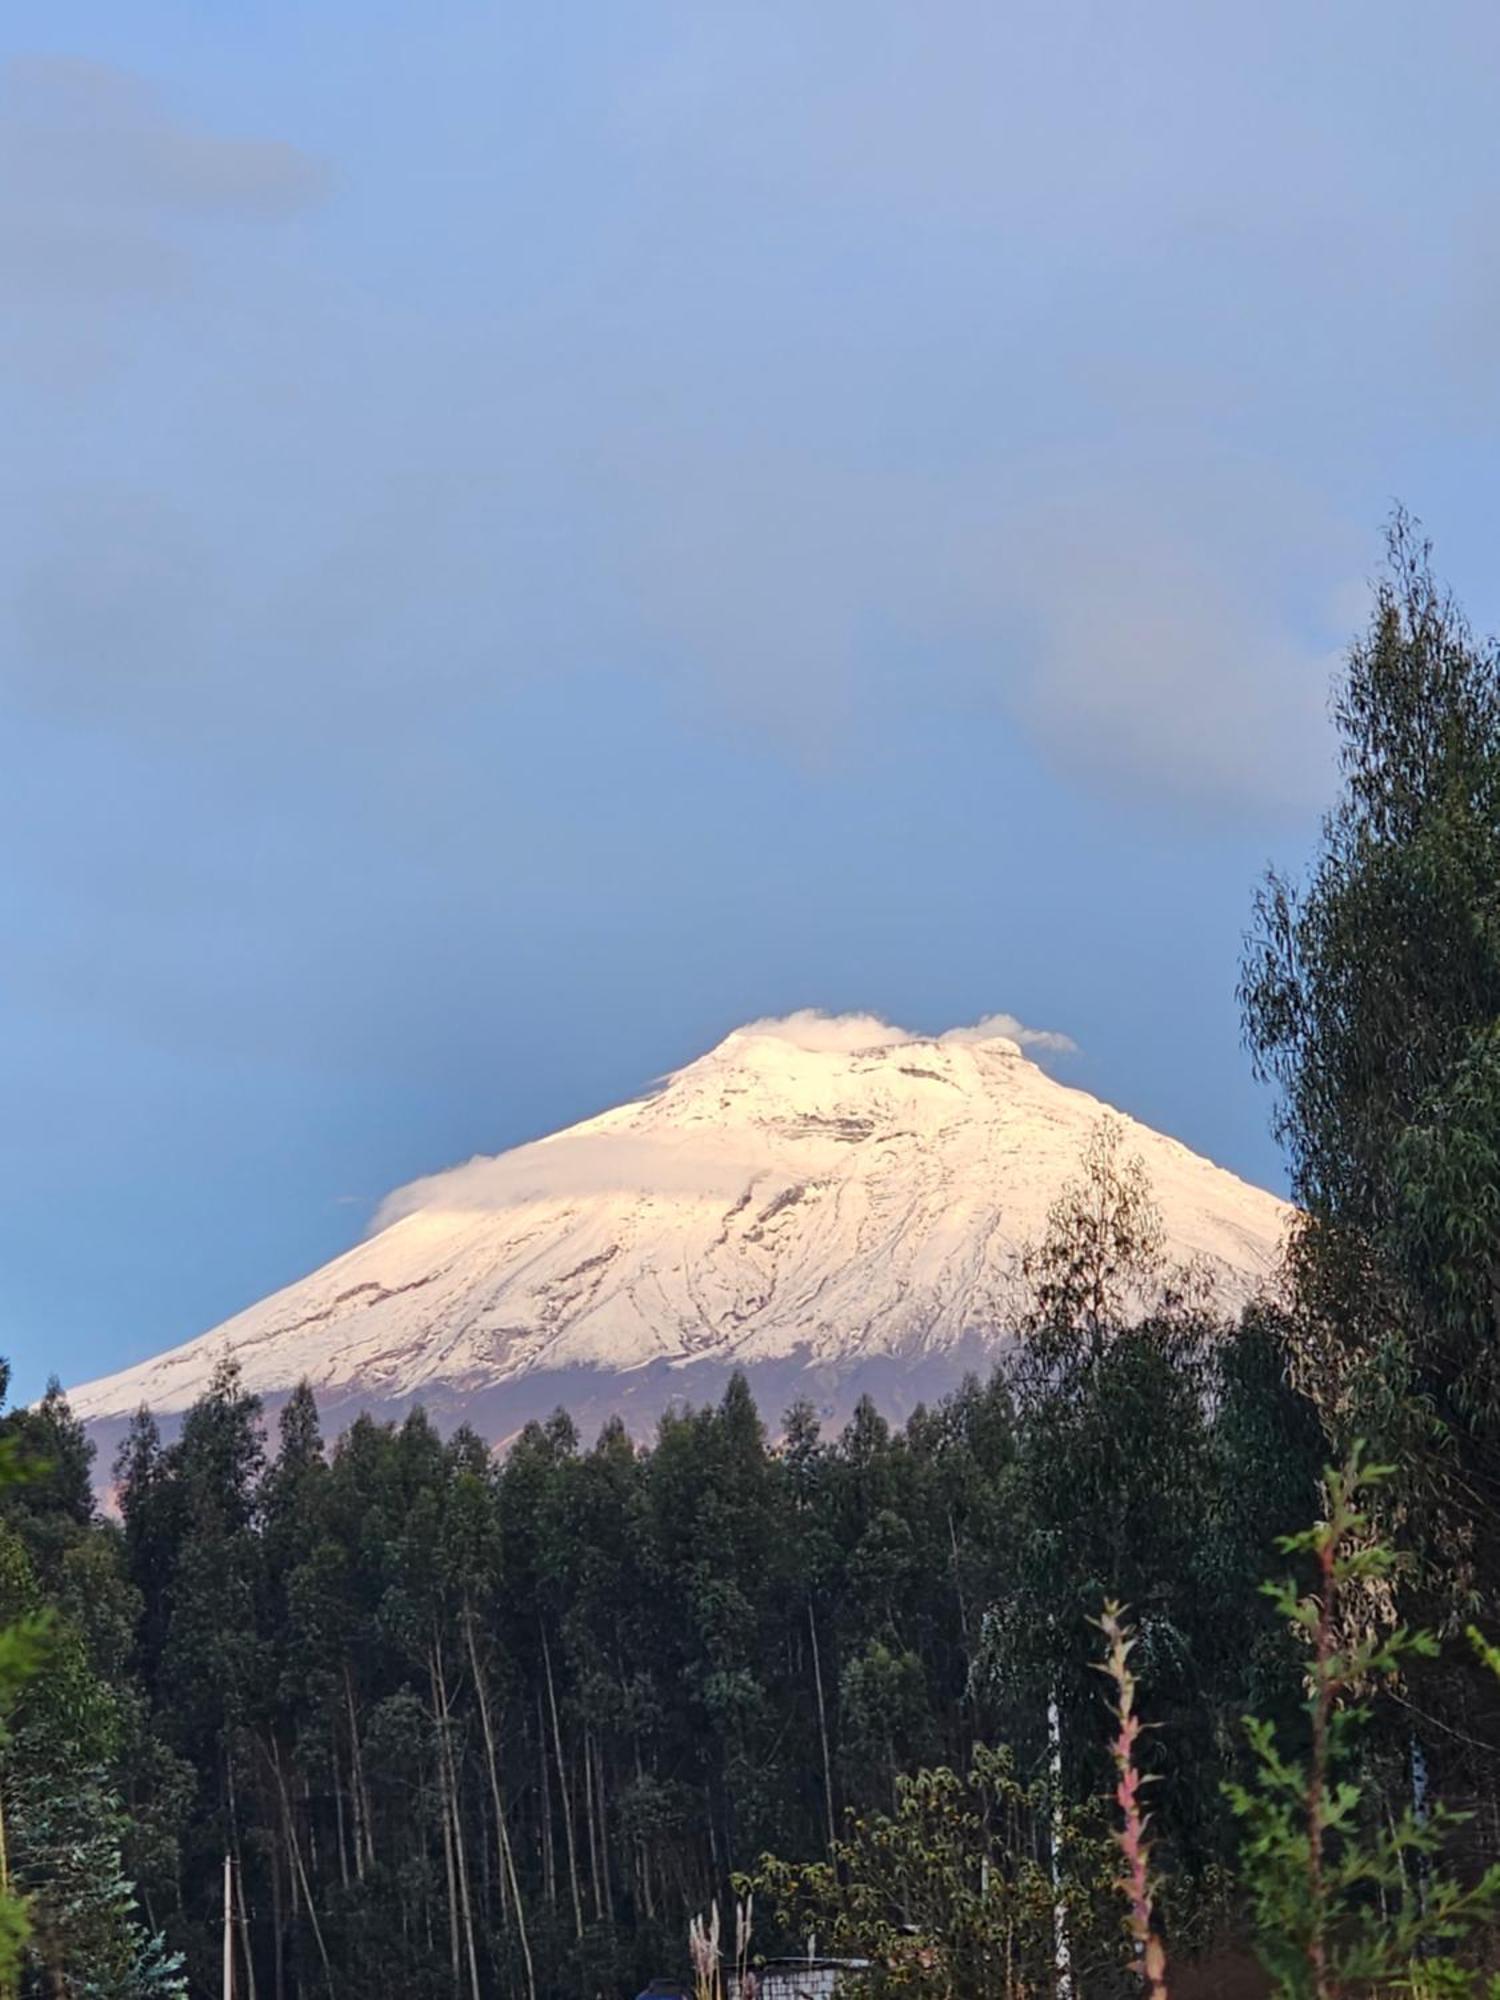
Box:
[2,1201,1329,2000]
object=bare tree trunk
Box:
[432,1661,461,1992]
[541,1625,585,1939]
[635,1743,657,1922]
[465,1614,537,2000]
[537,1692,555,1907]
[808,1598,837,1852]
[583,1731,604,1923]
[268,1739,335,1998]
[490,1782,510,1924]
[432,1641,482,2000]
[305,1765,319,1887]
[330,1726,350,1891]
[451,1756,483,2000]
[593,1731,613,1923]
[1048,1689,1073,2000]
[269,1845,284,2000]
[223,1852,234,2000]
[343,1666,372,1877]
[225,1755,259,2000]
[287,1810,301,1924]
[948,1508,970,1649]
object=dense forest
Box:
[1,1237,1326,1999]
[8,516,1500,1997]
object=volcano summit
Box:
[67,1014,1289,1452]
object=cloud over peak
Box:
[728,1008,1078,1056]
[371,1006,1080,1234]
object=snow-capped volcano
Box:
[67,1014,1290,1447]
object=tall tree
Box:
[0,1378,184,1998]
[1241,514,1500,1584]
[981,1120,1226,1880]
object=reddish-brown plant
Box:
[1098,1602,1169,2000]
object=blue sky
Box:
[6,3,1500,1400]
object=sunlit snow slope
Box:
[68,1015,1290,1447]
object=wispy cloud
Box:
[942,1014,1078,1055]
[622,440,1347,817]
[0,52,327,364]
[731,1009,1076,1056]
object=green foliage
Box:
[752,1743,1114,1998]
[754,1450,1500,2000]
[0,1396,183,2000]
[1227,1447,1500,1998]
[1019,1116,1173,1367]
[1241,512,1500,1582]
[1231,507,1500,1984]
[1242,512,1500,1252]
[0,1068,1386,1999]
[980,1120,1259,1883]
[0,1462,47,1997]
[81,1284,1316,2000]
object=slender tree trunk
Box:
[438,1748,461,1987]
[1410,1730,1431,1916]
[223,1852,234,2000]
[432,1641,482,2000]
[451,1760,483,2000]
[343,1665,372,1876]
[948,1507,970,1649]
[465,1615,536,2000]
[331,1727,350,1891]
[808,1598,837,1852]
[287,1813,301,1923]
[475,1787,492,1929]
[583,1730,604,1923]
[270,1845,284,2000]
[225,1755,259,2000]
[541,1625,585,1939]
[537,1692,555,1907]
[1048,1690,1073,2000]
[500,1776,516,1928]
[431,1653,462,1991]
[237,1849,258,2000]
[593,1730,613,1923]
[269,1738,335,1998]
[635,1743,657,1922]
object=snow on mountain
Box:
[66,1014,1290,1447]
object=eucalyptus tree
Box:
[1242,514,1500,1562]
[976,1121,1224,1887]
[0,1379,184,1998]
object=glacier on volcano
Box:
[66,1013,1290,1451]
